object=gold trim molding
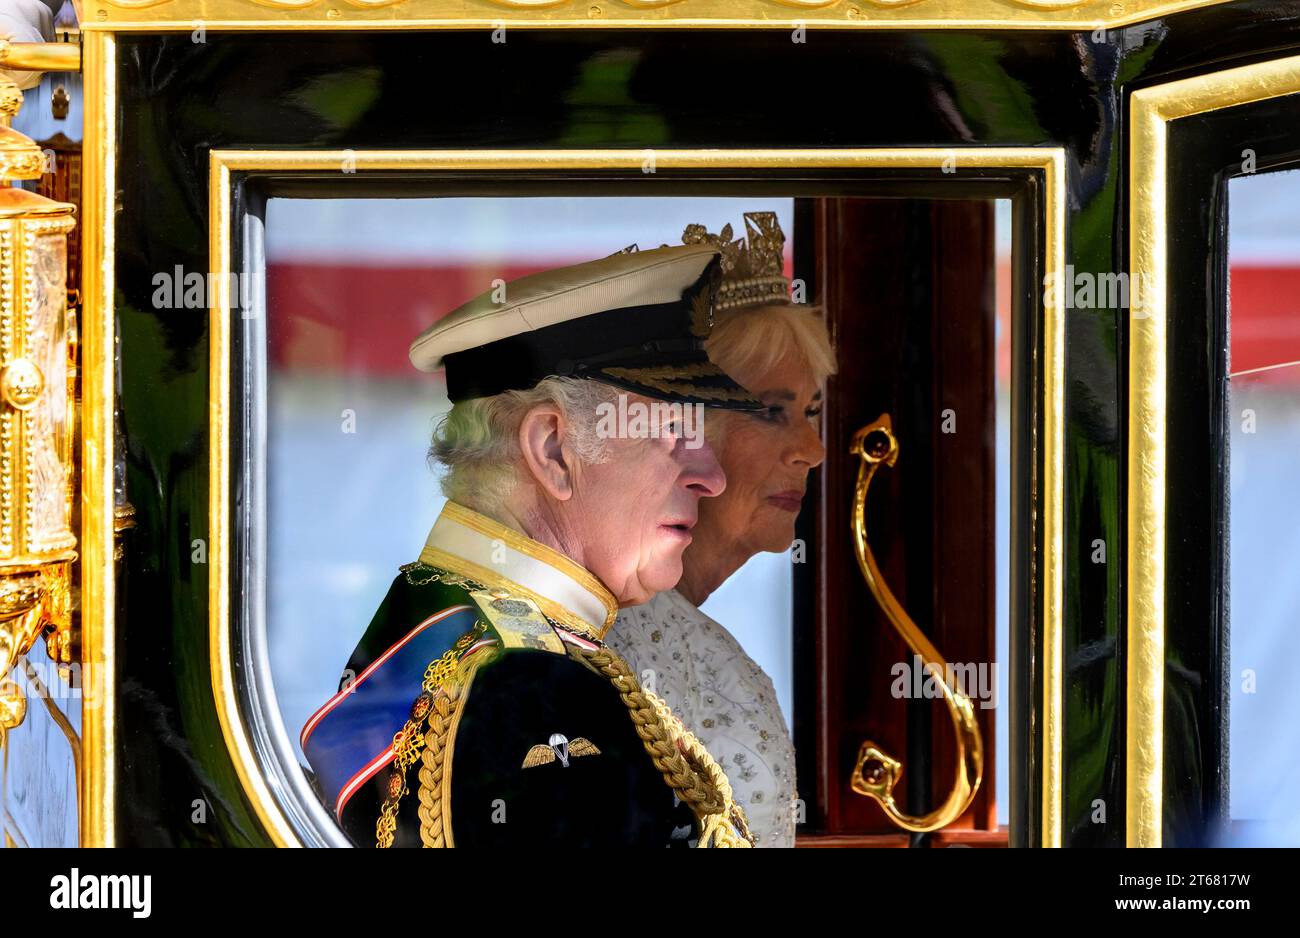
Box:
[205,146,1066,847]
[74,0,1233,31]
[1127,53,1300,850]
[79,30,117,848]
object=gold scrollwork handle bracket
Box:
[0,570,57,730]
[848,413,984,834]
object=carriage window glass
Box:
[260,192,1017,844]
[263,197,797,773]
[1224,168,1300,847]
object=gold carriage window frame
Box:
[191,147,1068,848]
[1125,51,1300,849]
[80,0,1235,32]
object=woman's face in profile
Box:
[703,354,826,556]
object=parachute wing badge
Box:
[521,733,601,769]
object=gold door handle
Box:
[847,414,984,833]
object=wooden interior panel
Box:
[793,196,1000,845]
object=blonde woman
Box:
[609,214,836,847]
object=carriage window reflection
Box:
[1224,169,1300,846]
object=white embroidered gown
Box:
[610,589,796,847]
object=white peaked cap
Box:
[408,243,719,372]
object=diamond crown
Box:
[681,211,791,312]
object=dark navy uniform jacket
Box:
[300,501,698,847]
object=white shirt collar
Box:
[418,500,618,639]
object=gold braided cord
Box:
[376,623,484,848]
[565,642,752,845]
[563,643,722,816]
[699,812,752,848]
[641,687,755,848]
[416,650,488,848]
[414,694,454,848]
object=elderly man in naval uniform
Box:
[301,243,760,848]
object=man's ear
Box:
[518,404,575,501]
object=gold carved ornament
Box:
[847,414,984,832]
[0,56,79,735]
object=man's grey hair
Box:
[430,377,622,518]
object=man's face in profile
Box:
[567,392,726,606]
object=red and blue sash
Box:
[299,604,487,820]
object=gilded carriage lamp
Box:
[0,66,78,732]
